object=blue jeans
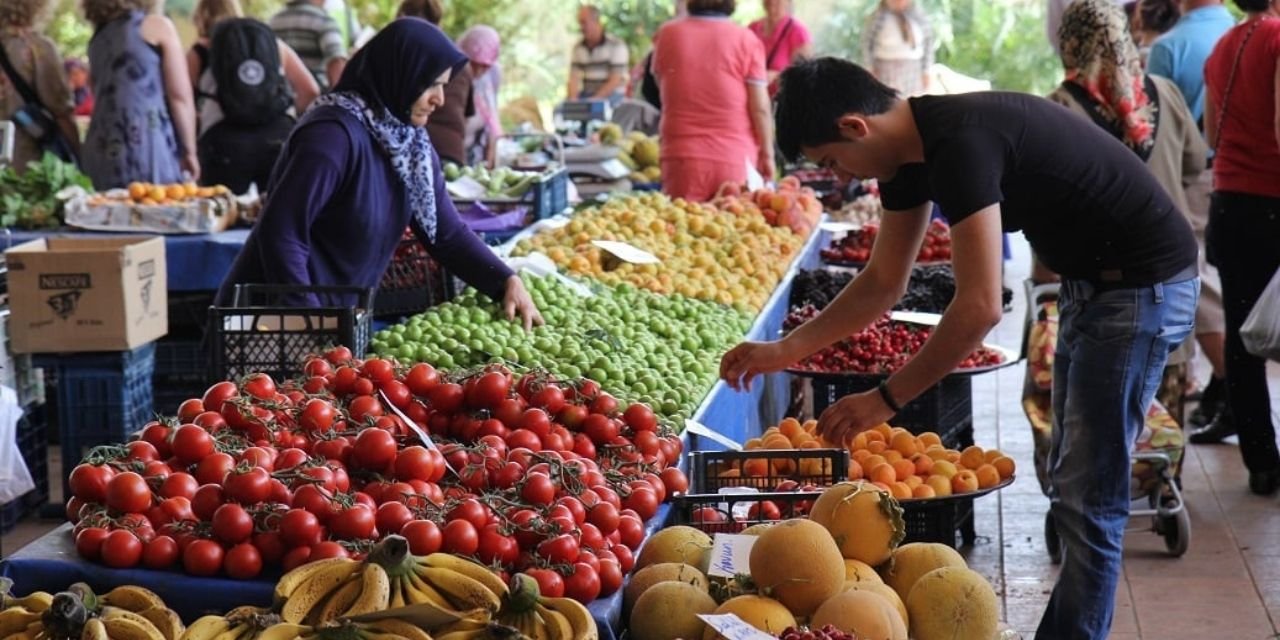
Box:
[1036,275,1198,640]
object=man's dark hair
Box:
[1138,0,1180,34]
[1232,0,1267,12]
[397,0,443,24]
[775,58,898,162]
[688,0,735,13]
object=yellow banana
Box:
[386,577,405,611]
[351,632,406,640]
[342,564,390,618]
[225,607,271,619]
[2,631,37,640]
[256,623,312,640]
[511,612,548,640]
[431,631,484,640]
[275,558,358,603]
[362,620,430,640]
[102,616,166,640]
[416,568,500,614]
[432,617,487,635]
[538,598,596,640]
[0,609,41,637]
[136,607,184,640]
[101,587,165,614]
[281,561,362,624]
[402,573,454,612]
[176,616,229,640]
[81,618,109,640]
[311,577,362,626]
[5,593,52,614]
[535,605,574,640]
[209,624,251,640]
[419,556,507,599]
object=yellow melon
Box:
[701,595,796,639]
[623,562,709,619]
[635,525,713,573]
[845,580,909,630]
[747,518,845,617]
[810,590,908,640]
[630,581,718,640]
[843,558,883,584]
[881,542,968,603]
[809,481,906,566]
[739,522,775,536]
[906,567,1000,640]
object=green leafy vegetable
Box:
[0,152,92,229]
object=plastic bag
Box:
[0,385,34,504]
[1241,267,1280,362]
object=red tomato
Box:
[292,484,338,522]
[556,497,587,525]
[224,543,263,580]
[524,569,564,598]
[492,398,525,429]
[477,526,519,566]
[325,345,354,364]
[579,523,605,553]
[274,447,310,471]
[202,381,239,412]
[223,466,272,505]
[530,385,566,414]
[191,484,225,520]
[352,428,397,470]
[299,398,337,432]
[405,363,441,396]
[380,380,412,409]
[241,373,277,401]
[75,527,110,561]
[586,502,620,535]
[348,395,384,425]
[170,424,215,465]
[124,440,159,464]
[157,496,195,525]
[441,520,479,555]
[142,535,179,569]
[558,405,588,430]
[106,472,152,514]
[309,541,350,560]
[589,394,618,416]
[303,357,333,377]
[194,453,236,486]
[281,545,312,572]
[330,505,376,540]
[537,534,580,565]
[660,467,689,495]
[375,502,414,536]
[617,515,644,550]
[183,539,225,576]
[212,503,254,544]
[401,520,443,556]
[581,415,618,445]
[139,423,173,458]
[252,531,286,565]
[312,437,352,464]
[469,372,510,409]
[447,499,491,530]
[597,557,623,597]
[69,463,115,503]
[622,403,658,432]
[427,383,465,413]
[519,409,551,438]
[623,486,659,521]
[239,447,275,472]
[361,358,395,384]
[279,509,323,548]
[490,461,523,490]
[193,411,228,433]
[100,530,143,568]
[177,398,206,423]
[611,544,635,573]
[394,446,436,482]
[563,562,601,604]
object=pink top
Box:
[653,16,767,163]
[1205,17,1280,198]
[748,16,812,72]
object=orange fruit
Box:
[975,464,1001,489]
[945,451,962,464]
[993,456,1016,480]
[127,182,148,201]
[744,437,763,450]
[911,453,934,476]
[925,446,950,461]
[931,460,958,479]
[852,449,872,465]
[889,482,913,500]
[917,432,943,448]
[848,460,864,480]
[718,468,742,479]
[762,434,791,450]
[889,431,918,457]
[139,198,158,206]
[864,430,886,445]
[863,455,888,472]
[869,463,897,486]
[871,481,892,493]
[912,484,937,499]
[743,458,770,477]
[951,470,979,494]
[778,418,803,439]
[959,446,986,470]
[183,182,199,197]
[789,431,812,448]
[891,459,916,482]
[165,184,186,200]
[799,439,821,450]
[148,186,166,202]
[803,419,818,433]
[904,475,923,489]
[872,424,893,440]
[984,449,1005,464]
[197,186,216,198]
[882,450,904,465]
[925,475,953,497]
[851,433,870,451]
[866,440,887,455]
[773,458,797,476]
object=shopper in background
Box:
[0,0,79,171]
[652,0,773,201]
[397,0,471,166]
[218,18,542,329]
[748,0,813,96]
[567,5,629,106]
[64,58,93,117]
[1133,0,1183,62]
[187,0,318,194]
[81,0,197,189]
[1202,0,1280,495]
[1148,0,1234,440]
[270,0,346,91]
[862,0,935,96]
[458,25,502,168]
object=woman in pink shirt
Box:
[653,0,775,201]
[749,0,813,96]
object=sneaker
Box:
[1188,411,1236,444]
[1249,468,1280,496]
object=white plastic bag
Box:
[0,385,35,504]
[1241,267,1280,361]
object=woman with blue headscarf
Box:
[218,18,542,329]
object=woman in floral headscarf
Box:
[457,25,502,167]
[862,0,934,96]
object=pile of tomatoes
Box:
[66,347,690,604]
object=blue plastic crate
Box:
[529,169,570,220]
[34,344,155,498]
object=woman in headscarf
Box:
[217,18,542,329]
[457,25,502,167]
[861,0,934,96]
[1046,0,1206,422]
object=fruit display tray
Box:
[896,476,1015,504]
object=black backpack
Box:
[208,18,293,126]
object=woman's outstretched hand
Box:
[503,275,544,332]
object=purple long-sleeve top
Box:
[216,105,514,308]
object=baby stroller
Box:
[1021,281,1191,561]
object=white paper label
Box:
[744,158,765,192]
[707,534,757,579]
[379,391,456,482]
[445,176,487,199]
[684,419,743,451]
[889,310,943,326]
[591,240,661,265]
[698,614,776,640]
[819,220,862,233]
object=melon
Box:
[623,562,709,619]
[739,522,775,536]
[810,481,905,566]
[906,567,1000,640]
[635,526,713,572]
[810,590,908,640]
[881,542,968,603]
[844,558,883,584]
[747,518,845,617]
[630,581,718,640]
[845,580,909,630]
[701,595,796,639]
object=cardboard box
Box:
[5,237,167,353]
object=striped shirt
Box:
[571,34,629,98]
[270,1,345,90]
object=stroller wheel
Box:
[1161,507,1191,557]
[1045,511,1062,565]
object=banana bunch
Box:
[495,575,596,640]
[0,584,182,640]
[179,607,278,640]
[274,558,394,626]
[253,619,433,640]
[389,554,506,620]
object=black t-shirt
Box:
[880,92,1196,286]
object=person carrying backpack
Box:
[187,0,318,195]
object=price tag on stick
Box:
[591,240,661,265]
[706,533,757,579]
[697,614,776,640]
[379,390,458,479]
[684,419,743,451]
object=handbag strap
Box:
[765,18,794,69]
[0,39,44,109]
[1213,17,1268,151]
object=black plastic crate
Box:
[165,292,215,340]
[901,498,976,548]
[16,404,49,505]
[689,449,849,494]
[34,344,155,498]
[670,491,826,535]
[209,285,373,382]
[805,374,973,447]
[374,231,454,318]
[153,338,208,415]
